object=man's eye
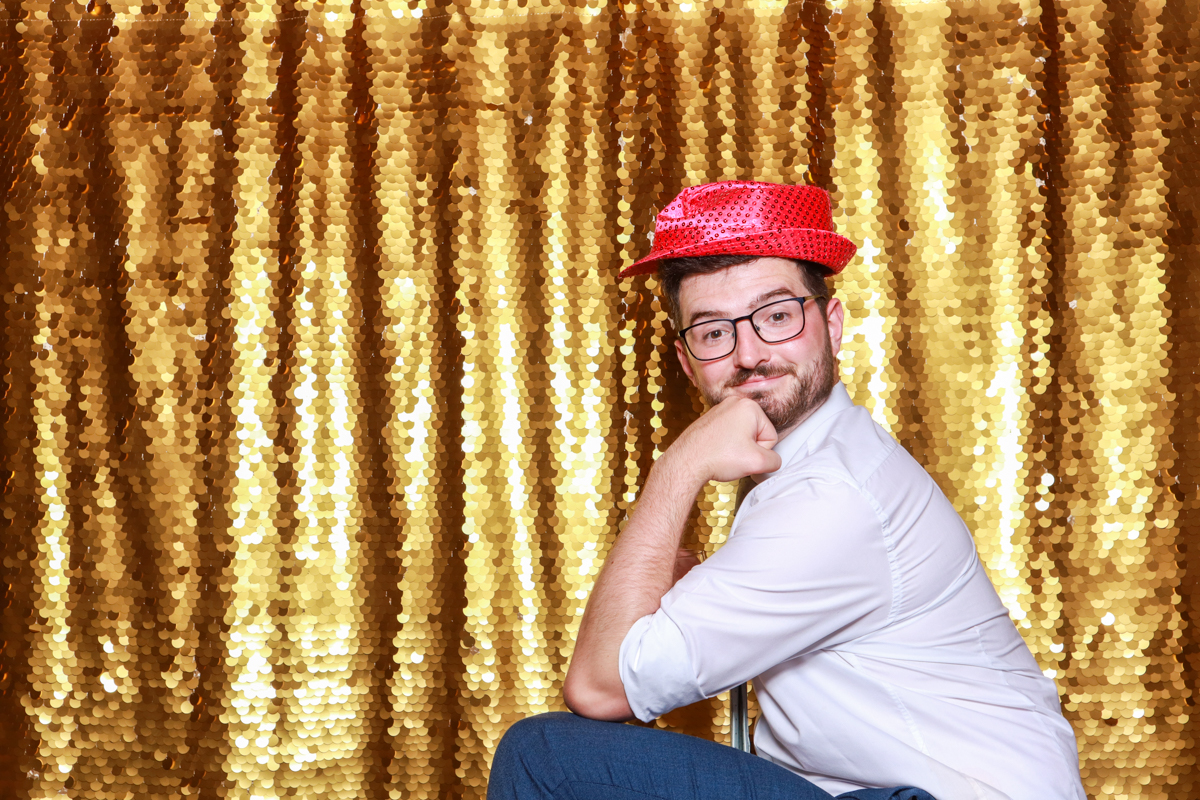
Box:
[702,328,727,342]
[767,311,792,323]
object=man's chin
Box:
[736,377,832,433]
[721,384,793,422]
[742,389,774,409]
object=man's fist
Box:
[667,396,782,485]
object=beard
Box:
[699,334,837,432]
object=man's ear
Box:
[675,338,697,385]
[825,297,845,358]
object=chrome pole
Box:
[730,479,754,754]
[730,682,750,752]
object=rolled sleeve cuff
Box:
[618,612,706,723]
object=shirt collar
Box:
[751,381,853,484]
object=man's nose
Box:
[732,318,770,367]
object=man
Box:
[487,181,1085,800]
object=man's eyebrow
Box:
[748,287,800,308]
[686,287,799,327]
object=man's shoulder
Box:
[784,403,900,488]
[744,419,889,523]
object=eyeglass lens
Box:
[684,298,808,361]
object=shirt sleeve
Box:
[618,475,894,722]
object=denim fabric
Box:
[487,712,937,800]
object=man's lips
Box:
[729,371,790,390]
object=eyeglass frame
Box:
[677,295,828,362]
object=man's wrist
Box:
[648,444,712,502]
[632,450,709,548]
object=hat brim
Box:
[619,227,858,278]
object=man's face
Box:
[673,257,844,439]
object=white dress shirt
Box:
[618,383,1085,800]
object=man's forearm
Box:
[563,453,707,720]
[561,397,781,721]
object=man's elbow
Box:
[563,670,636,722]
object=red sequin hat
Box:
[620,181,858,278]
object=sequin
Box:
[0,1,1195,798]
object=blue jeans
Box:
[488,712,936,800]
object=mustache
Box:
[727,363,796,389]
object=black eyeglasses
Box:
[678,296,826,362]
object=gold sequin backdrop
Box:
[2,0,1200,797]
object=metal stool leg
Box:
[730,682,751,752]
[729,480,755,755]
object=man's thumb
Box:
[758,447,783,473]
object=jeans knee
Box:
[489,713,579,800]
[495,711,574,763]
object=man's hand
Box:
[661,396,782,485]
[563,396,781,721]
[673,548,702,586]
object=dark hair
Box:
[658,255,832,330]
